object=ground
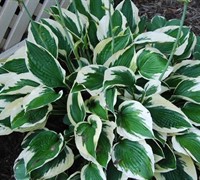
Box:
[0,0,200,179]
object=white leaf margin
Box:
[16,131,64,173]
[112,139,154,180]
[74,115,102,164]
[134,32,176,44]
[117,100,154,141]
[172,128,200,162]
[81,163,106,180]
[147,94,192,133]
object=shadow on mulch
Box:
[0,133,24,180]
[0,0,200,179]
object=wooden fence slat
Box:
[0,0,71,58]
[4,0,40,50]
[61,0,70,9]
[0,40,25,61]
[0,0,18,43]
[36,0,56,21]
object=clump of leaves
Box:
[0,0,200,179]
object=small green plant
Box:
[0,0,200,179]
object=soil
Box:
[0,0,200,179]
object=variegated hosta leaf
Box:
[164,75,186,89]
[174,31,197,61]
[173,60,200,78]
[173,29,191,56]
[155,153,197,180]
[154,26,194,58]
[23,86,63,111]
[41,18,73,56]
[117,100,154,141]
[67,91,86,126]
[96,14,110,41]
[154,130,167,145]
[182,102,200,126]
[74,65,106,96]
[0,97,24,121]
[0,72,40,95]
[155,144,176,173]
[11,105,52,132]
[89,0,110,20]
[144,80,161,97]
[148,15,167,31]
[0,94,24,110]
[172,128,200,163]
[134,32,175,44]
[30,146,74,179]
[0,96,50,133]
[93,34,131,65]
[81,163,106,180]
[97,10,127,40]
[110,10,127,36]
[2,58,28,74]
[48,173,68,180]
[0,66,7,74]
[104,87,118,113]
[52,7,87,38]
[107,161,128,180]
[104,66,135,89]
[116,0,140,33]
[14,159,30,180]
[26,41,66,88]
[193,36,200,59]
[67,171,81,180]
[146,140,164,163]
[137,48,173,80]
[104,45,136,70]
[28,21,58,58]
[74,115,102,163]
[96,121,116,167]
[174,78,200,104]
[152,26,179,55]
[72,0,90,18]
[0,123,12,135]
[112,139,154,179]
[16,130,64,173]
[86,95,108,120]
[147,95,192,133]
[138,15,148,34]
[0,96,22,135]
[133,84,145,100]
[21,129,47,149]
[87,17,99,49]
[0,115,12,135]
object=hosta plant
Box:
[1,0,200,179]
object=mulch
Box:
[0,0,200,179]
[134,0,200,35]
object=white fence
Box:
[0,0,70,59]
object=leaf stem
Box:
[21,1,48,50]
[72,1,83,37]
[55,0,79,72]
[159,2,188,81]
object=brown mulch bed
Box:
[0,0,200,179]
[134,0,200,35]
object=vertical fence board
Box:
[4,0,40,50]
[0,0,18,43]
